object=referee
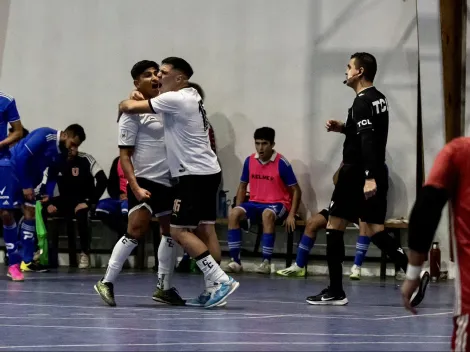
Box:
[306,52,429,305]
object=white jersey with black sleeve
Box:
[148,88,221,178]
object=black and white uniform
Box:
[118,113,173,218]
[149,88,221,229]
[329,86,389,224]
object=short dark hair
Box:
[131,60,159,80]
[350,52,377,82]
[65,124,86,142]
[9,126,29,138]
[161,57,194,79]
[188,82,205,101]
[254,127,275,144]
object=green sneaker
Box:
[94,280,116,307]
[276,263,306,277]
[152,287,186,306]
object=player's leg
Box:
[74,203,90,269]
[95,198,122,235]
[185,223,227,307]
[350,232,371,280]
[150,183,184,306]
[94,184,151,306]
[224,203,253,272]
[452,314,470,352]
[277,209,328,277]
[171,173,239,308]
[306,165,360,306]
[20,201,48,272]
[0,163,24,280]
[255,204,288,274]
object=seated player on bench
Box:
[225,127,302,274]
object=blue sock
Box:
[296,234,315,268]
[227,228,242,264]
[20,219,36,263]
[4,222,21,266]
[353,235,371,266]
[262,233,275,262]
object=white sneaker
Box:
[255,259,271,274]
[78,254,90,269]
[224,259,243,273]
[349,264,361,280]
[395,269,406,281]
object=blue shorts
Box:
[236,202,288,221]
[95,198,128,217]
[0,161,27,209]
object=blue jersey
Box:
[10,127,66,190]
[0,92,21,159]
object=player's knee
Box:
[228,207,245,227]
[23,206,35,220]
[261,209,276,225]
[127,222,147,240]
[306,214,327,236]
[0,210,14,226]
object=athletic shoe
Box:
[276,263,306,277]
[306,287,348,306]
[185,290,227,307]
[349,264,361,280]
[205,277,240,308]
[7,264,24,281]
[410,270,430,307]
[152,287,186,306]
[94,280,116,307]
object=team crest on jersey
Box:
[121,130,127,139]
[72,167,79,176]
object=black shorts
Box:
[171,172,221,229]
[127,177,174,218]
[329,164,388,225]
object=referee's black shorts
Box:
[328,164,388,225]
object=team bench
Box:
[2,216,407,280]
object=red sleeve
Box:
[425,139,460,191]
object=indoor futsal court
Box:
[0,269,452,351]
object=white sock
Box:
[157,234,177,290]
[196,252,230,288]
[103,235,138,284]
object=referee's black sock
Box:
[370,231,408,272]
[326,229,345,295]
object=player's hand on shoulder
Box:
[134,187,151,202]
[47,204,58,214]
[325,120,344,133]
[129,90,145,101]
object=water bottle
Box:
[218,190,228,218]
[430,242,441,282]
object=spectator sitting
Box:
[224,127,302,274]
[42,149,107,268]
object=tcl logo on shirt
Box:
[357,119,372,128]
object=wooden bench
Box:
[11,216,407,279]
[213,217,408,280]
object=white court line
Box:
[0,289,453,313]
[0,323,451,338]
[0,314,292,322]
[0,302,375,320]
[27,314,49,316]
[70,313,94,316]
[0,341,451,349]
[374,311,453,320]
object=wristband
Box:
[405,264,422,280]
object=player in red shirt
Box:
[402,137,470,350]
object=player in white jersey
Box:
[95,60,184,307]
[120,57,239,308]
